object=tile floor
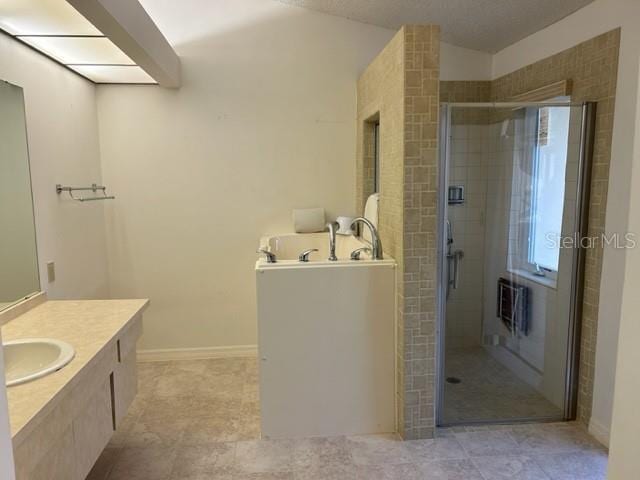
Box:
[87,357,608,480]
[444,347,562,424]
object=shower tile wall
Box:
[446,125,488,348]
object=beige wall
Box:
[0,34,110,302]
[356,25,440,440]
[96,0,397,351]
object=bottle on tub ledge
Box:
[336,216,355,235]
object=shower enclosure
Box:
[437,101,595,426]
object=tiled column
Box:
[356,25,440,440]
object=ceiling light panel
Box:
[0,0,101,36]
[68,65,156,84]
[0,0,159,84]
[20,36,135,65]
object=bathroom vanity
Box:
[1,296,148,480]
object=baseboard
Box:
[137,345,257,362]
[588,418,610,448]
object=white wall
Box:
[96,0,490,352]
[607,57,640,478]
[491,0,640,445]
[0,34,110,301]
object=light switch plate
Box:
[46,261,55,283]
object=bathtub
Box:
[256,232,396,438]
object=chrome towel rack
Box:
[55,183,115,202]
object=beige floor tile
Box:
[234,439,298,474]
[293,463,358,480]
[170,442,236,477]
[108,446,177,480]
[182,415,247,445]
[345,434,414,466]
[418,459,485,480]
[297,437,352,466]
[454,431,521,457]
[509,423,605,454]
[237,472,295,480]
[85,447,121,480]
[404,436,468,461]
[471,455,550,480]
[380,463,424,479]
[533,451,608,480]
[137,362,170,394]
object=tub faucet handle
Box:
[257,249,277,263]
[350,247,371,261]
[298,248,319,262]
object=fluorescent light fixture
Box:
[68,65,156,84]
[21,36,135,65]
[0,0,101,36]
[0,0,158,84]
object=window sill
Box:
[507,268,557,289]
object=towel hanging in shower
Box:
[497,277,529,336]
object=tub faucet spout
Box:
[350,217,383,260]
[327,221,339,261]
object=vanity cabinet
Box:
[12,315,143,480]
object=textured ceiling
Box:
[274,0,595,52]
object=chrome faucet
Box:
[326,221,338,261]
[350,217,383,260]
[350,247,371,260]
[256,248,277,263]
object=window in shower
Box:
[508,106,570,282]
[528,106,570,272]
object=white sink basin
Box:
[3,338,75,387]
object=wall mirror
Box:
[0,80,39,311]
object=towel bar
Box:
[55,184,115,202]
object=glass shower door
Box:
[438,102,593,425]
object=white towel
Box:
[292,207,325,233]
[362,193,379,244]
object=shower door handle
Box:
[447,249,464,290]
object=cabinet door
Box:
[72,377,114,480]
[14,426,74,480]
[114,352,138,427]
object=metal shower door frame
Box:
[435,101,596,427]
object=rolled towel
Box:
[363,193,380,243]
[293,207,326,233]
